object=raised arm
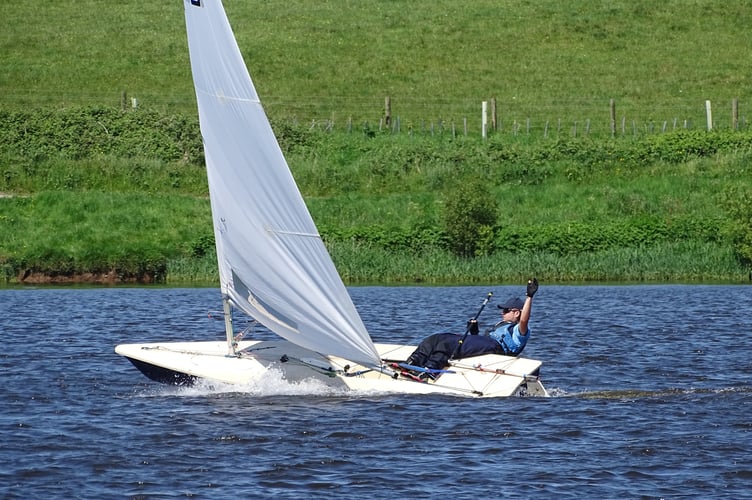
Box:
[518,278,538,335]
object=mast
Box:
[222,295,235,356]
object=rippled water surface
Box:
[2,285,751,498]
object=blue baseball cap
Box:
[497,297,524,310]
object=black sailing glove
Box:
[526,277,539,298]
[467,319,479,335]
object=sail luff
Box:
[183,0,381,366]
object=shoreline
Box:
[13,270,162,285]
[5,271,749,287]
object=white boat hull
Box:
[115,340,548,398]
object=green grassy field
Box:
[3,0,751,128]
[1,0,751,285]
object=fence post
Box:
[482,101,488,140]
[385,96,391,127]
[609,98,616,137]
[705,100,713,130]
[732,97,739,130]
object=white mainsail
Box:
[183,0,380,367]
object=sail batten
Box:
[194,88,261,104]
[267,229,321,238]
[184,0,380,367]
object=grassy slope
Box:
[2,1,751,126]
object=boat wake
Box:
[559,386,752,400]
[137,368,351,398]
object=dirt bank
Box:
[16,270,161,285]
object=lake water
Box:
[1,284,751,498]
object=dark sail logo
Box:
[191,0,201,6]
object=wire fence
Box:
[2,91,748,140]
[300,97,749,140]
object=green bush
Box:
[441,179,499,257]
[0,107,203,167]
[494,216,722,255]
[721,185,752,265]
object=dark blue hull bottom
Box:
[125,357,197,386]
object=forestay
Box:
[183,0,380,367]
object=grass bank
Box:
[1,115,751,284]
[2,0,752,284]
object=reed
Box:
[166,255,218,285]
[9,238,742,286]
[327,240,745,285]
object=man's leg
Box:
[406,333,458,369]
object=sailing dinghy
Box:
[115,0,548,398]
